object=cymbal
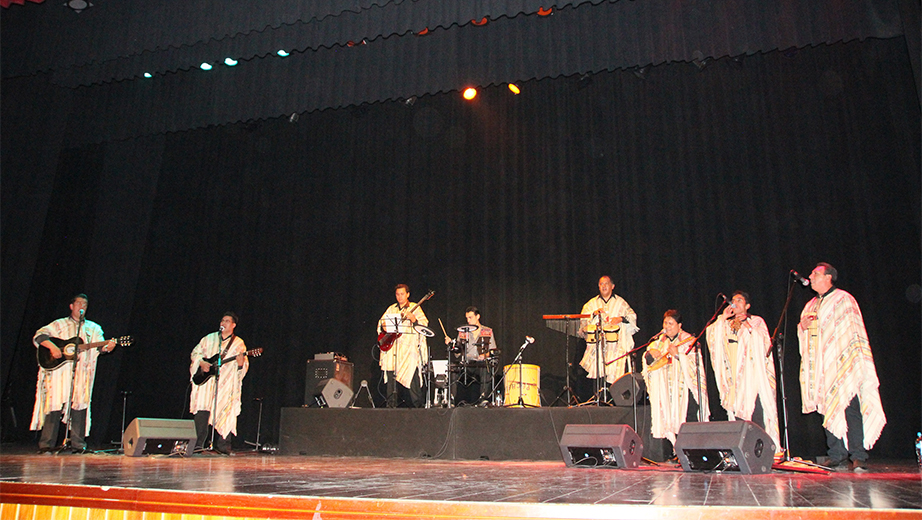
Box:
[414,324,435,337]
[456,325,476,333]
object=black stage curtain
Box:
[2,0,906,144]
[1,38,919,459]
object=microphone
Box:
[219,325,225,332]
[519,336,535,350]
[651,329,665,341]
[790,270,810,287]
[79,308,85,321]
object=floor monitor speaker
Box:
[558,424,643,469]
[313,378,354,408]
[674,420,776,474]
[610,373,646,406]
[122,418,197,457]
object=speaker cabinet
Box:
[674,420,776,474]
[558,424,643,469]
[122,418,197,457]
[610,373,646,406]
[312,378,354,408]
[304,360,353,405]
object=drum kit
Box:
[430,324,520,408]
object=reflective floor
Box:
[1,446,919,511]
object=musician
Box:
[578,276,639,384]
[378,284,429,408]
[31,293,116,453]
[189,312,248,454]
[444,306,498,405]
[642,310,709,446]
[706,291,781,451]
[798,263,885,472]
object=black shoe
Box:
[826,458,849,471]
[850,460,869,473]
[71,447,92,455]
[37,447,54,455]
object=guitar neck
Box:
[78,340,111,351]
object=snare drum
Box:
[504,363,540,407]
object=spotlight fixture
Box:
[289,113,299,123]
[577,73,592,90]
[65,0,91,12]
[508,83,521,95]
[537,7,553,16]
[224,58,238,66]
[404,96,417,107]
[471,17,488,26]
[200,62,213,71]
[462,88,477,100]
[143,72,153,79]
[632,67,647,80]
[277,50,290,57]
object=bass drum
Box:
[504,363,540,407]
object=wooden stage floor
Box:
[1,446,920,519]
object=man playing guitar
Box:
[377,284,430,408]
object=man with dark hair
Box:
[189,312,249,454]
[444,306,498,405]
[706,291,781,451]
[798,263,885,472]
[378,284,429,408]
[643,310,709,447]
[32,293,117,453]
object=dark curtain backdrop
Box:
[2,38,919,458]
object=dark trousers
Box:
[385,369,424,408]
[39,409,87,449]
[826,396,867,463]
[194,411,233,452]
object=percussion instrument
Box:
[504,363,541,407]
[585,322,619,344]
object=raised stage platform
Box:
[278,405,670,461]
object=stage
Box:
[1,408,920,519]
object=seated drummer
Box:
[444,306,498,405]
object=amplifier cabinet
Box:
[304,360,353,405]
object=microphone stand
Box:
[609,331,662,432]
[58,315,86,454]
[498,338,537,407]
[769,276,830,473]
[685,294,730,422]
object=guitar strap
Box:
[220,335,237,358]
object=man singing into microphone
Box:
[32,293,116,453]
[706,291,781,452]
[643,310,709,449]
[798,263,885,472]
[189,312,248,454]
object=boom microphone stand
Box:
[770,273,829,473]
[497,337,537,407]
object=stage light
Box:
[143,72,152,78]
[224,58,238,66]
[200,62,213,71]
[472,17,488,26]
[66,0,91,13]
[277,50,290,57]
[537,7,553,16]
[463,88,477,100]
[508,83,521,95]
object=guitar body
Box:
[377,331,401,352]
[37,335,133,371]
[192,348,263,385]
[37,336,83,371]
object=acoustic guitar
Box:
[37,335,133,371]
[192,348,263,385]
